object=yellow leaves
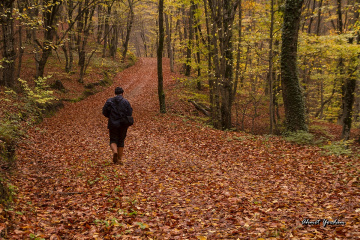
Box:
[196,236,207,240]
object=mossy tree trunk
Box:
[340,4,359,140]
[341,58,357,140]
[280,0,308,132]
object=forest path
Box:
[10,58,359,239]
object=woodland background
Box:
[1,0,360,134]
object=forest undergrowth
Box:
[1,58,359,239]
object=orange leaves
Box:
[4,58,359,239]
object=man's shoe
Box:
[113,153,118,164]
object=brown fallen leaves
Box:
[3,58,360,239]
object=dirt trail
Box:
[9,58,359,239]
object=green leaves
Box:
[320,140,353,156]
[283,130,315,145]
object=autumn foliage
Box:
[0,59,359,239]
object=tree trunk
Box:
[207,0,239,130]
[102,3,112,58]
[268,0,276,134]
[280,0,307,132]
[158,0,166,113]
[315,0,323,35]
[36,0,62,79]
[203,0,215,123]
[61,0,73,73]
[220,0,235,129]
[181,7,188,73]
[193,3,201,89]
[1,0,16,87]
[17,0,26,80]
[165,13,174,72]
[340,2,359,140]
[78,2,95,83]
[337,0,343,33]
[110,24,119,58]
[122,0,135,62]
[341,58,357,140]
[140,21,148,57]
[307,0,316,34]
[97,4,103,44]
[185,2,194,77]
[68,0,75,73]
[234,0,242,100]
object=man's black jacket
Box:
[102,95,133,129]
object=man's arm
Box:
[125,100,133,116]
[102,100,112,118]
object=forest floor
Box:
[3,58,360,239]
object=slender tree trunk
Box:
[203,0,215,121]
[315,82,335,118]
[280,0,307,132]
[341,57,357,140]
[315,0,323,35]
[234,0,242,99]
[122,0,135,62]
[24,0,35,43]
[185,3,194,76]
[1,0,16,87]
[17,0,26,80]
[79,3,95,83]
[97,4,103,44]
[337,0,343,33]
[158,0,166,113]
[110,24,119,58]
[62,0,74,73]
[140,21,148,57]
[307,0,316,33]
[220,0,236,129]
[193,3,201,89]
[195,25,201,87]
[165,13,174,72]
[36,0,62,79]
[102,3,113,58]
[301,0,312,31]
[182,7,189,73]
[336,0,346,125]
[268,0,276,134]
[211,20,222,129]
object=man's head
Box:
[115,87,124,95]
